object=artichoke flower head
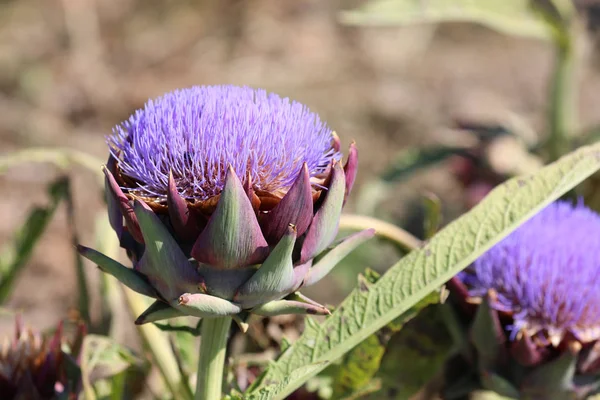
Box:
[448,201,600,399]
[0,317,85,400]
[79,85,373,327]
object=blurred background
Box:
[2,0,600,336]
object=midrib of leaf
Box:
[246,142,600,400]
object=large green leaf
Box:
[339,0,552,40]
[244,142,600,400]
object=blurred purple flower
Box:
[460,200,600,345]
[446,201,600,398]
[0,317,84,400]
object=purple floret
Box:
[107,85,340,200]
[460,201,600,342]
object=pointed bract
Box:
[235,226,297,309]
[260,164,313,244]
[175,293,241,318]
[167,171,199,241]
[243,171,261,211]
[77,245,156,298]
[196,264,256,301]
[343,142,358,205]
[104,163,123,240]
[300,162,346,263]
[252,299,330,316]
[511,332,547,367]
[191,167,269,269]
[291,260,311,291]
[135,300,184,325]
[304,228,375,287]
[522,343,580,395]
[470,294,507,370]
[331,132,341,152]
[103,166,144,243]
[134,201,202,301]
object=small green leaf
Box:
[365,305,453,399]
[330,334,386,398]
[80,335,144,399]
[153,319,202,336]
[480,372,520,399]
[471,295,507,370]
[0,177,69,302]
[245,142,600,400]
[340,0,553,40]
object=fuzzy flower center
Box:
[107,85,340,201]
[460,201,600,342]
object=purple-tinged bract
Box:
[460,201,600,343]
[107,85,340,200]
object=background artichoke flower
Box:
[79,85,373,327]
[445,201,600,400]
[0,317,84,400]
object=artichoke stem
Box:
[196,316,232,400]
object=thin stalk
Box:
[95,215,192,399]
[195,317,232,400]
[123,288,194,400]
[339,214,422,251]
[65,178,90,324]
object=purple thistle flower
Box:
[460,200,600,344]
[80,85,373,326]
[107,85,340,201]
[443,202,600,399]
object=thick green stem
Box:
[196,317,232,400]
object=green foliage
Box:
[328,270,443,399]
[0,147,104,318]
[0,177,69,302]
[366,305,453,399]
[331,334,386,398]
[328,270,390,399]
[244,142,600,400]
[340,0,553,40]
[356,146,467,215]
[80,334,146,400]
